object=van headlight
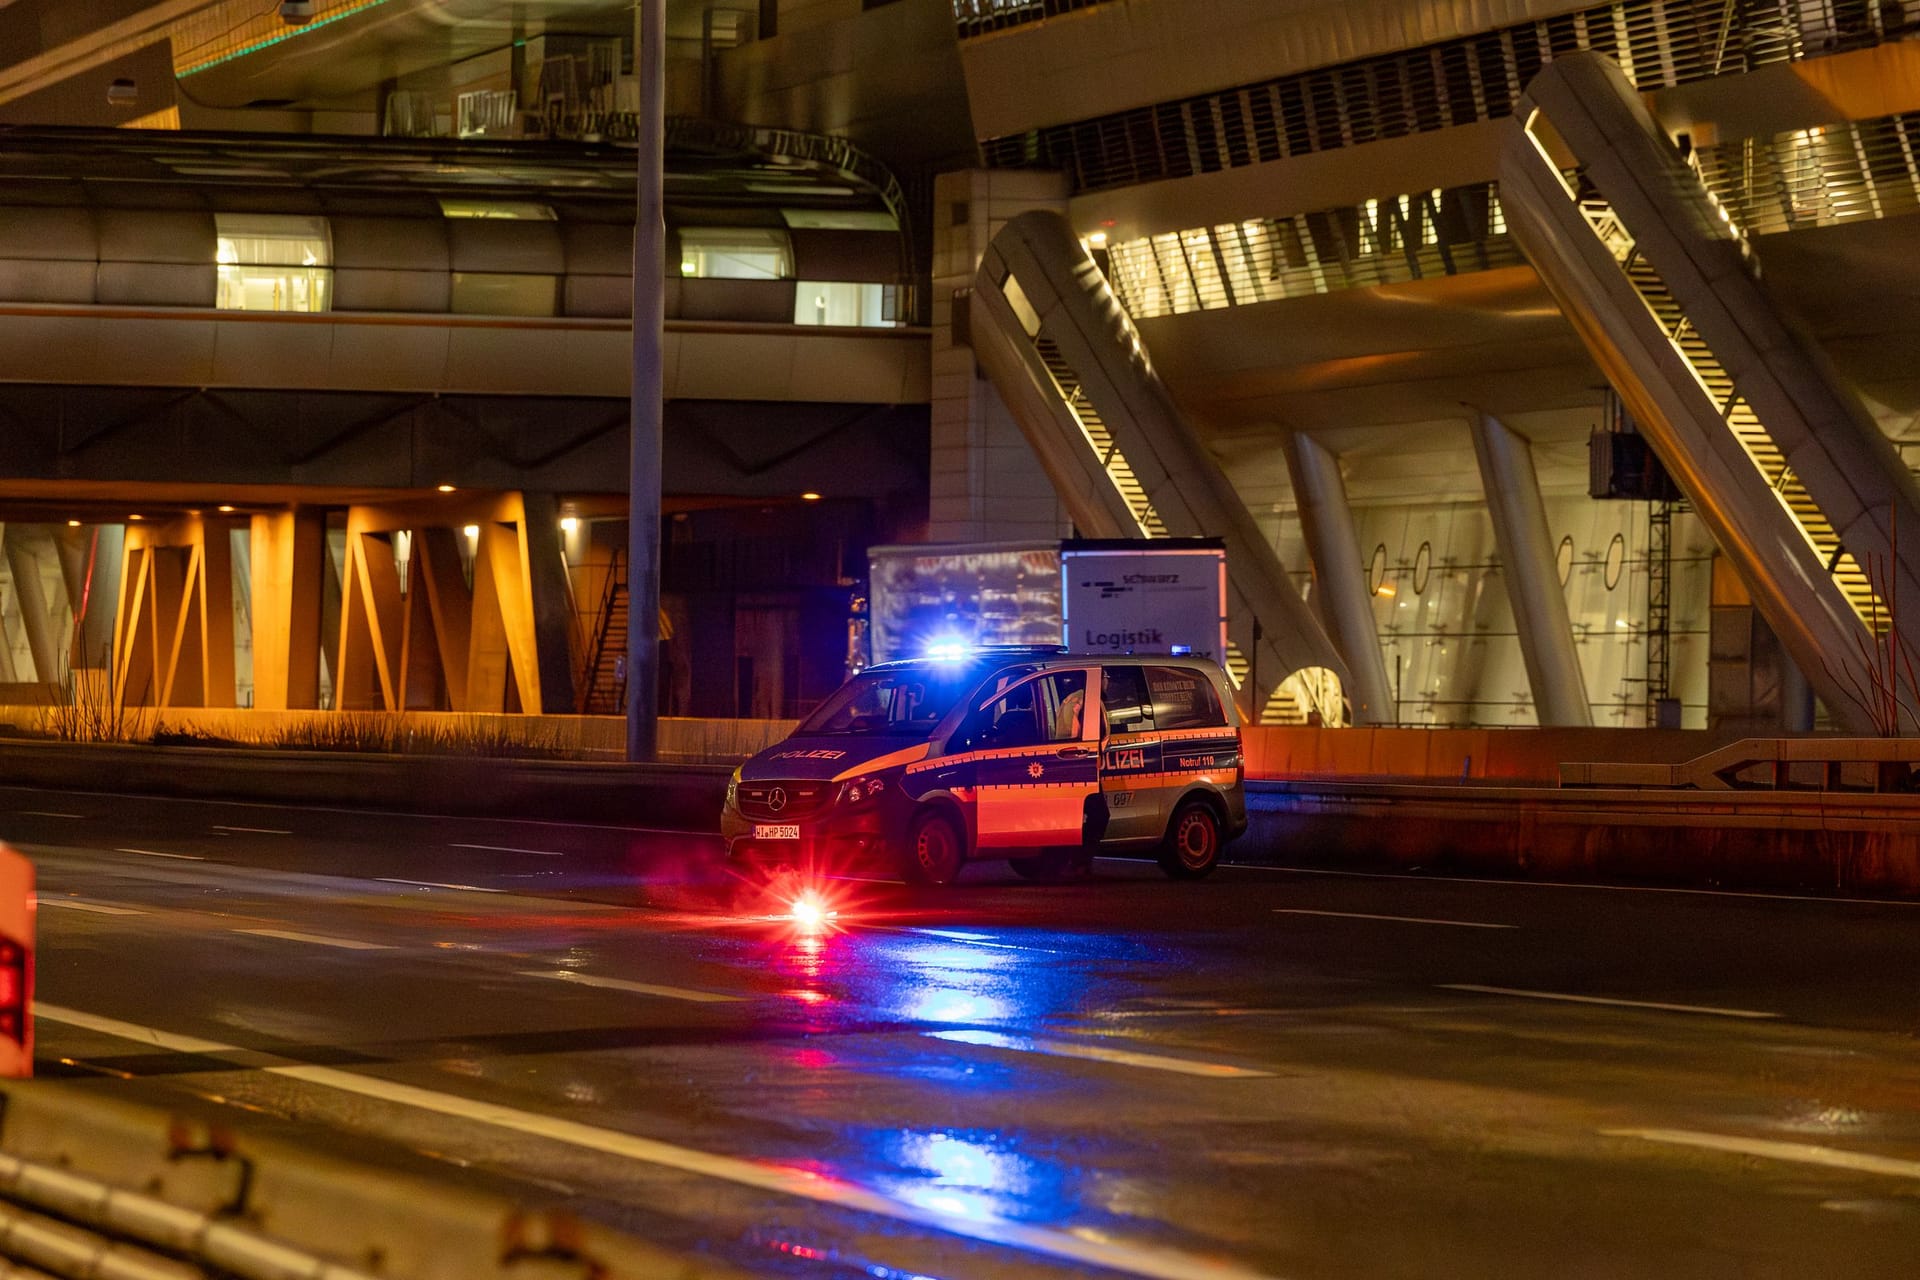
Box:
[840,775,887,806]
[726,767,741,809]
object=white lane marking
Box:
[927,1029,1275,1079]
[451,842,565,857]
[1440,983,1779,1020]
[32,1005,1282,1280]
[375,878,507,895]
[15,810,86,819]
[1605,1129,1920,1181]
[1275,908,1514,930]
[212,825,292,835]
[40,899,146,917]
[1205,862,1920,908]
[235,928,394,952]
[117,847,206,861]
[519,969,745,1004]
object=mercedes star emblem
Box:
[766,787,788,812]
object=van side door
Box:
[1096,665,1165,843]
[956,667,1100,849]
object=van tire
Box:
[903,809,966,887]
[1157,800,1221,880]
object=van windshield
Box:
[796,664,1003,736]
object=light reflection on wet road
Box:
[12,788,1920,1278]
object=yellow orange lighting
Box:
[560,516,579,534]
[462,524,480,540]
[436,484,457,493]
[801,492,823,502]
[217,504,236,513]
[128,514,144,522]
[66,520,81,528]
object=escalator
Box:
[1500,51,1920,734]
[968,210,1366,723]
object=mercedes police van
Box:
[721,647,1247,885]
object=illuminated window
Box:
[795,281,892,327]
[438,199,557,220]
[451,272,558,317]
[678,227,793,279]
[215,214,331,313]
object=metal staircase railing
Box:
[1569,190,1885,630]
[1029,334,1168,537]
[581,549,627,716]
[953,0,1117,38]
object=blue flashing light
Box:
[924,638,972,662]
[1170,644,1192,656]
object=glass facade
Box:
[215,213,332,313]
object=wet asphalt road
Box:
[11,782,1920,1279]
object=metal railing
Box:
[953,0,1118,38]
[982,0,1920,195]
[1695,111,1920,235]
[1102,182,1523,319]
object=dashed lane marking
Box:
[235,928,395,951]
[14,810,86,819]
[117,848,206,861]
[451,842,565,857]
[39,899,146,916]
[1215,862,1920,908]
[1275,908,1515,929]
[518,969,745,1003]
[211,825,292,836]
[1605,1129,1920,1181]
[1440,983,1779,1020]
[927,1029,1275,1079]
[31,1004,1286,1280]
[375,878,508,894]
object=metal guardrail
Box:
[981,0,1920,195]
[1562,737,1920,790]
[953,0,1117,38]
[0,1083,741,1280]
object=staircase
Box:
[1578,198,1884,630]
[582,552,628,716]
[1032,335,1168,536]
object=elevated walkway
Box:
[1499,51,1920,736]
[969,210,1364,723]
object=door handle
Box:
[1056,746,1095,760]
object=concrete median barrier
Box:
[0,1082,739,1279]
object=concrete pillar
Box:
[3,526,60,684]
[57,524,122,675]
[1469,412,1593,727]
[1284,435,1395,725]
[928,169,1073,542]
[249,510,324,710]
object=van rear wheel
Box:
[902,809,966,887]
[1157,801,1221,880]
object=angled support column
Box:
[1284,436,1394,725]
[1470,413,1592,727]
[521,492,579,715]
[57,523,121,676]
[3,526,60,684]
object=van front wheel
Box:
[1157,801,1221,880]
[903,810,966,887]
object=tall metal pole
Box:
[626,0,665,762]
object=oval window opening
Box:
[1604,533,1626,590]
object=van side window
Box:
[1102,666,1156,735]
[955,671,1088,751]
[1144,665,1224,730]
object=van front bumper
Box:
[721,801,891,867]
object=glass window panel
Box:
[214,214,331,313]
[438,199,557,220]
[794,281,891,326]
[678,227,793,279]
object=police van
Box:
[721,647,1247,885]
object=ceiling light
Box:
[560,516,579,534]
[66,520,81,528]
[217,505,236,513]
[128,514,144,522]
[801,492,823,501]
[437,484,457,493]
[463,525,480,540]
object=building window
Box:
[795,281,893,327]
[678,227,793,279]
[215,214,331,312]
[438,198,556,221]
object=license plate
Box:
[754,824,800,840]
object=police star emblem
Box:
[1027,762,1044,779]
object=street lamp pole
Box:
[625,0,665,762]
